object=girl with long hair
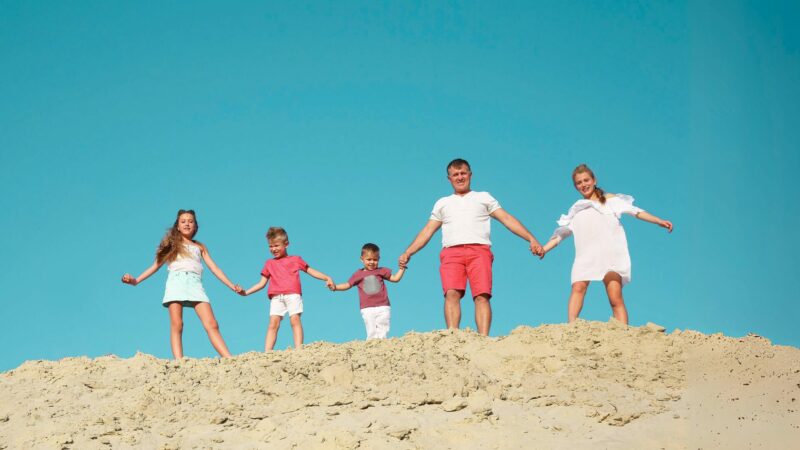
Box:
[121,209,243,358]
[541,164,673,324]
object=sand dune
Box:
[1,320,798,449]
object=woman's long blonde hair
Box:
[156,209,198,264]
[572,164,606,204]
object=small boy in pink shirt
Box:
[331,243,406,339]
[243,227,334,350]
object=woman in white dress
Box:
[541,164,673,324]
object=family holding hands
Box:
[122,159,673,359]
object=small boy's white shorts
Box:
[360,305,391,339]
[269,293,304,317]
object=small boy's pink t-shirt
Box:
[348,267,392,309]
[261,255,309,297]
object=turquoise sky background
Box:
[1,1,798,371]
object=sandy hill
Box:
[1,320,798,449]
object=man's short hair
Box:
[361,243,380,255]
[266,226,289,243]
[446,158,471,173]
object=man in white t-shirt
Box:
[399,158,544,335]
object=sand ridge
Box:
[1,320,798,449]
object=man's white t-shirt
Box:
[430,191,501,248]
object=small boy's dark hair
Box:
[266,226,288,242]
[446,158,471,173]
[361,243,380,255]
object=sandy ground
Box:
[1,320,798,449]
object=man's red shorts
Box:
[439,244,494,299]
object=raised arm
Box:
[490,208,544,256]
[635,211,673,232]
[388,267,406,282]
[199,244,243,293]
[399,219,442,267]
[121,260,164,286]
[306,267,335,290]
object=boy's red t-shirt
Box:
[261,255,309,297]
[347,267,392,309]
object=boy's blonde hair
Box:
[266,226,289,243]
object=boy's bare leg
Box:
[473,294,492,336]
[289,313,304,349]
[568,281,590,322]
[167,302,184,359]
[603,272,628,324]
[444,289,464,329]
[265,315,282,351]
[194,303,232,358]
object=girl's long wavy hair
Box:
[572,164,606,204]
[156,209,198,264]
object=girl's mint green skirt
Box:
[162,271,210,307]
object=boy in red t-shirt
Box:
[330,243,406,339]
[243,227,334,350]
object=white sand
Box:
[1,320,798,449]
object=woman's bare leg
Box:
[603,272,628,324]
[568,281,590,322]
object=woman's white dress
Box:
[551,194,643,285]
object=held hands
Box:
[121,274,138,286]
[529,242,545,258]
[232,284,246,296]
[398,252,410,269]
[324,278,335,290]
[539,240,558,260]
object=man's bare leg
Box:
[474,294,492,335]
[444,289,464,329]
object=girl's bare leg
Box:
[289,313,304,349]
[265,315,282,351]
[568,281,590,322]
[603,272,628,324]
[167,302,184,359]
[194,303,232,358]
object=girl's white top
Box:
[167,244,203,274]
[550,194,643,285]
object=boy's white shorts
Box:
[269,293,304,317]
[360,305,391,339]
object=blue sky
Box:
[1,1,798,371]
